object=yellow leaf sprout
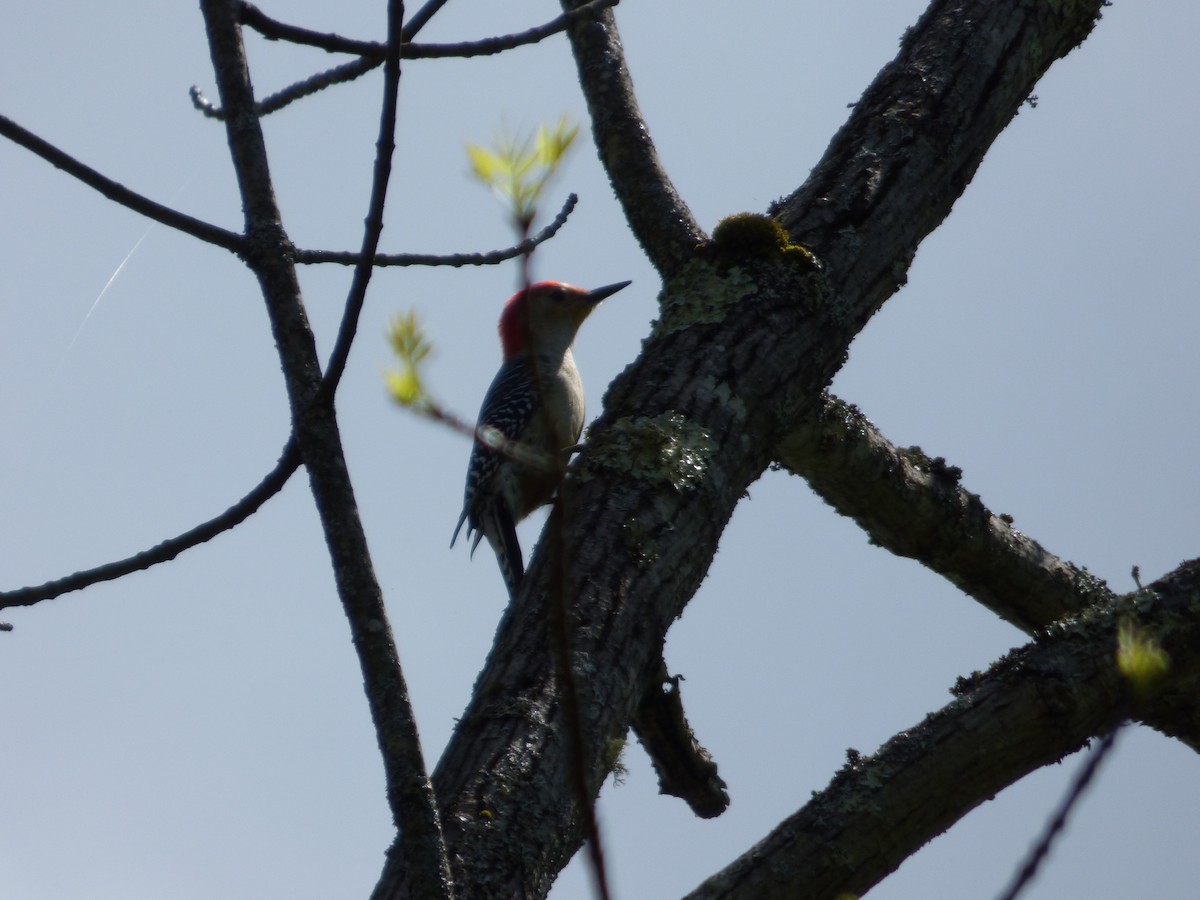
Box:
[1116,618,1170,695]
[467,117,578,228]
[386,311,432,411]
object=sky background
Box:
[2,2,1198,898]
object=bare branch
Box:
[238,1,379,55]
[631,661,729,818]
[199,2,453,896]
[296,193,577,267]
[0,442,300,610]
[684,561,1200,899]
[401,0,451,41]
[561,0,703,276]
[258,56,383,115]
[192,56,383,120]
[547,489,615,900]
[0,114,244,253]
[318,0,408,401]
[402,0,621,59]
[0,127,571,614]
[199,0,620,119]
[237,0,618,58]
[776,395,1113,632]
[996,727,1122,900]
[0,38,575,614]
[778,396,1200,752]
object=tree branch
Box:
[207,0,621,120]
[236,0,619,59]
[0,114,244,253]
[771,0,1105,332]
[402,1,622,60]
[191,57,384,120]
[198,3,452,897]
[318,0,406,401]
[560,0,703,275]
[238,1,379,55]
[400,1,1114,896]
[260,57,384,117]
[995,727,1121,900]
[631,660,729,819]
[401,0,450,41]
[777,394,1200,751]
[0,440,299,609]
[776,395,1112,632]
[295,193,577,267]
[684,560,1200,899]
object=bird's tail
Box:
[485,505,525,599]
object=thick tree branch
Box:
[0,114,244,253]
[198,3,452,897]
[777,394,1200,750]
[391,2,1114,897]
[776,395,1112,632]
[683,560,1200,899]
[772,0,1104,331]
[561,0,704,275]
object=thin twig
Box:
[0,55,577,615]
[197,0,620,119]
[401,0,451,40]
[297,193,577,267]
[238,1,379,55]
[403,0,620,59]
[0,441,301,609]
[995,725,1123,900]
[258,56,383,115]
[238,0,617,58]
[0,114,245,253]
[191,56,384,121]
[549,481,613,900]
[526,207,611,895]
[0,128,573,614]
[318,0,407,400]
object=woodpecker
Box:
[452,279,631,597]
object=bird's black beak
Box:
[585,280,632,304]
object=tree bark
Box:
[684,560,1200,899]
[368,2,1134,898]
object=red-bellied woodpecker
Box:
[451,279,631,596]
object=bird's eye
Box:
[549,285,567,302]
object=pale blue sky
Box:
[2,2,1197,898]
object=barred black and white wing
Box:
[450,357,539,597]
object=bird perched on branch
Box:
[452,279,631,597]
